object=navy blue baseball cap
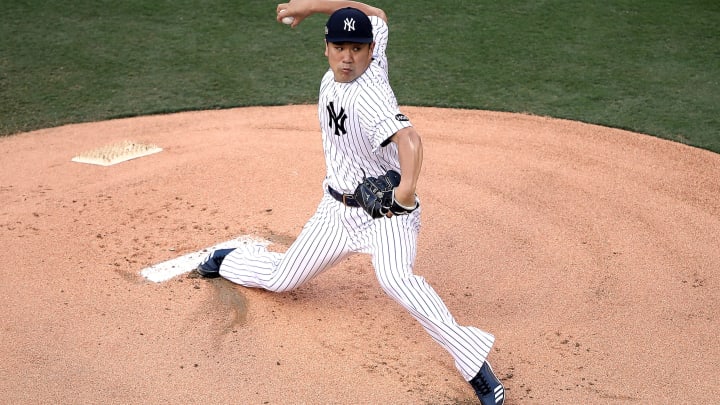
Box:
[325,7,373,43]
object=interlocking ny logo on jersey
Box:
[326,102,348,136]
[343,18,356,31]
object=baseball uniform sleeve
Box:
[369,16,389,73]
[359,17,411,151]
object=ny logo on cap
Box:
[343,18,356,32]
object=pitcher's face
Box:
[325,41,375,83]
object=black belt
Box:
[327,186,360,207]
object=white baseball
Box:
[282,16,294,25]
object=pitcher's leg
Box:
[370,216,494,381]
[220,199,351,292]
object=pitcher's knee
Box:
[264,284,292,293]
[377,275,415,300]
[263,278,304,293]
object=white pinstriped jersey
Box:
[319,16,412,193]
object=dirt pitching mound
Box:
[1,106,718,404]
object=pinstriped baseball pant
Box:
[219,193,494,380]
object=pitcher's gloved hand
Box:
[353,169,418,219]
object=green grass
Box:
[2,0,719,152]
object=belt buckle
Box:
[342,194,351,206]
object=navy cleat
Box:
[196,248,235,278]
[470,361,505,405]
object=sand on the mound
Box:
[1,106,718,404]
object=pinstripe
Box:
[217,14,494,383]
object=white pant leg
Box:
[368,213,495,381]
[219,196,351,292]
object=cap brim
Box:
[325,36,373,44]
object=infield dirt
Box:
[1,106,718,404]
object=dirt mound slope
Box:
[1,105,718,404]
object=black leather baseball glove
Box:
[353,169,418,219]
